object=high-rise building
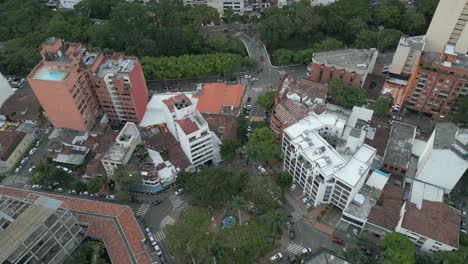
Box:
[91,53,148,126]
[0,195,85,264]
[28,38,148,131]
[424,0,468,54]
[28,38,103,132]
[0,72,14,108]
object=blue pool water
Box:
[39,71,65,81]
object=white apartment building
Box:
[101,122,142,176]
[424,0,468,54]
[389,36,425,77]
[59,0,81,9]
[0,72,14,108]
[141,93,216,168]
[183,0,245,15]
[282,112,376,210]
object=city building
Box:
[0,186,153,264]
[0,72,14,108]
[389,36,426,78]
[46,129,100,166]
[0,90,43,125]
[59,0,81,9]
[271,75,328,140]
[193,83,246,115]
[410,123,468,194]
[141,93,218,168]
[282,112,376,210]
[303,248,353,264]
[396,200,460,253]
[341,106,374,153]
[101,122,141,176]
[91,53,148,126]
[307,49,379,88]
[403,44,468,117]
[182,0,246,15]
[28,38,103,131]
[0,131,35,173]
[0,195,85,264]
[382,121,416,176]
[424,0,468,54]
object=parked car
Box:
[35,140,42,147]
[148,235,157,246]
[302,197,310,204]
[28,166,36,174]
[331,236,345,246]
[258,166,266,174]
[305,202,313,208]
[301,248,312,255]
[175,188,183,195]
[244,74,251,79]
[144,227,152,236]
[20,157,29,165]
[270,253,283,261]
[15,166,22,174]
[159,256,167,264]
[290,184,297,191]
[251,77,259,82]
[45,127,52,134]
[154,244,163,256]
[29,148,37,155]
[152,200,162,206]
[289,229,295,240]
[106,194,115,200]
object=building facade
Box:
[0,195,85,264]
[307,49,379,88]
[282,112,376,210]
[92,53,148,126]
[28,38,103,131]
[0,131,35,173]
[0,72,14,108]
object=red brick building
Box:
[403,45,468,118]
[307,49,379,88]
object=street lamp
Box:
[377,25,385,50]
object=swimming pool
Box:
[38,71,65,81]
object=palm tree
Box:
[262,209,288,245]
[231,195,247,225]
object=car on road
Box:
[106,194,115,200]
[301,248,312,255]
[270,253,283,261]
[289,229,295,240]
[148,235,157,246]
[175,188,183,195]
[152,200,162,206]
[20,157,29,165]
[258,166,266,174]
[28,166,36,174]
[29,148,37,155]
[154,244,163,256]
[159,256,167,264]
[35,140,42,147]
[15,166,22,174]
[244,74,251,79]
[145,227,152,236]
[331,236,345,246]
[251,77,258,82]
[68,189,77,194]
[56,188,64,193]
[290,184,297,191]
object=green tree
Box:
[243,175,282,214]
[449,95,468,127]
[114,168,142,192]
[257,91,276,111]
[415,0,440,23]
[246,127,281,163]
[237,113,249,144]
[258,14,295,48]
[354,29,378,49]
[275,172,293,189]
[220,139,240,162]
[87,177,107,194]
[230,195,247,225]
[313,37,344,52]
[328,79,368,109]
[374,6,401,28]
[261,209,288,245]
[378,233,415,264]
[64,240,109,264]
[73,181,88,193]
[400,12,426,35]
[373,97,393,118]
[74,0,113,19]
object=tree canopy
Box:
[247,127,281,163]
[328,79,368,109]
[378,233,415,264]
[257,91,276,111]
[449,95,468,128]
[373,96,393,118]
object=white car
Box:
[56,188,64,193]
[257,166,266,174]
[290,184,297,191]
[306,202,313,208]
[15,166,22,174]
[145,227,152,236]
[154,244,163,256]
[35,140,42,147]
[148,235,157,246]
[32,184,39,189]
[301,248,312,254]
[29,148,37,155]
[244,74,251,79]
[270,253,283,261]
[251,77,259,82]
[175,188,183,195]
[302,197,310,204]
[20,157,29,165]
[106,194,115,200]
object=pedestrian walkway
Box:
[290,211,303,223]
[154,230,166,242]
[287,242,304,255]
[136,203,151,217]
[2,176,15,185]
[169,194,183,208]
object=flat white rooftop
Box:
[334,144,375,187]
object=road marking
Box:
[1,176,15,185]
[136,203,151,217]
[287,242,304,255]
[169,194,183,208]
[154,230,166,242]
[15,177,29,184]
[290,211,303,223]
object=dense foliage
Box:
[328,79,368,109]
[261,0,438,65]
[373,96,394,118]
[257,91,276,111]
[449,95,468,128]
[247,127,281,163]
[0,0,247,76]
[64,240,110,264]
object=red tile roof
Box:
[367,184,403,232]
[0,187,152,264]
[145,132,190,169]
[202,114,238,140]
[0,131,27,161]
[176,118,199,135]
[273,99,308,125]
[402,200,460,248]
[194,83,246,114]
[162,93,192,113]
[0,90,41,122]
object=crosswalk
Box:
[154,230,166,242]
[287,242,304,255]
[169,194,183,208]
[290,211,303,223]
[136,203,151,217]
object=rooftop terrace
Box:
[383,121,416,169]
[313,48,378,72]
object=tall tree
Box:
[449,95,468,128]
[378,233,415,264]
[261,210,288,245]
[231,195,247,225]
[246,127,281,163]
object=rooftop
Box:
[202,113,239,140]
[0,90,42,122]
[333,144,376,187]
[162,93,193,113]
[145,132,191,169]
[383,121,416,169]
[402,200,460,248]
[277,75,328,106]
[344,184,381,220]
[425,50,468,72]
[0,130,27,161]
[409,180,444,208]
[398,35,426,51]
[346,106,373,129]
[0,187,153,264]
[103,143,127,162]
[304,248,353,264]
[433,122,458,149]
[365,118,391,156]
[97,53,137,78]
[313,48,378,72]
[367,184,404,231]
[194,83,246,114]
[273,99,309,125]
